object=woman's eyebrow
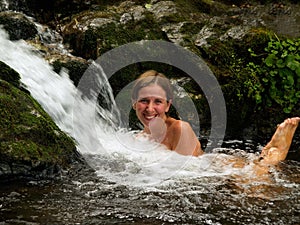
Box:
[138,97,149,101]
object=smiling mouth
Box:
[144,114,157,121]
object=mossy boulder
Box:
[0,62,81,181]
[61,8,167,59]
[52,59,89,87]
[0,11,37,40]
[5,0,94,24]
[0,61,21,87]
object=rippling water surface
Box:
[0,28,299,225]
[1,155,300,225]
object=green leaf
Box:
[287,39,294,45]
[287,58,300,71]
[278,68,293,79]
[282,40,289,47]
[270,70,278,76]
[255,94,262,103]
[265,54,276,67]
[286,73,295,86]
[276,59,285,68]
[281,51,288,58]
[288,46,296,51]
[296,67,300,76]
[283,107,292,113]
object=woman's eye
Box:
[139,99,148,103]
[155,100,163,104]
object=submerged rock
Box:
[0,62,82,181]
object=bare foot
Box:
[260,117,300,165]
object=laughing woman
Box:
[131,70,299,164]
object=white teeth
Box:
[145,115,155,120]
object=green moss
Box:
[52,60,89,86]
[65,10,168,59]
[93,15,166,57]
[218,0,299,6]
[1,140,49,162]
[0,61,21,87]
[0,79,76,166]
[0,12,37,40]
[174,0,230,16]
[192,28,277,137]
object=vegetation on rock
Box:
[246,36,300,114]
[0,62,80,180]
[0,11,37,40]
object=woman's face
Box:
[134,84,171,128]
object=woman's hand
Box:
[149,117,167,143]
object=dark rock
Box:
[0,61,21,87]
[52,59,89,86]
[4,0,93,23]
[0,11,37,40]
[0,65,82,181]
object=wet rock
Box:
[0,0,8,11]
[195,25,216,47]
[60,10,118,58]
[146,1,178,23]
[0,62,82,181]
[120,12,133,24]
[220,25,250,41]
[0,61,21,87]
[60,2,167,59]
[120,5,147,24]
[0,11,37,40]
[25,21,89,77]
[52,59,89,86]
[3,0,94,23]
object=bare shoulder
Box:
[166,118,182,132]
[166,118,194,135]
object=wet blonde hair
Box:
[131,70,173,102]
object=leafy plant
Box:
[245,35,300,113]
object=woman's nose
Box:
[146,101,155,111]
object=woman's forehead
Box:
[138,84,167,99]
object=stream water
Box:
[0,28,299,225]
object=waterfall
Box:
[0,28,248,186]
[0,28,119,155]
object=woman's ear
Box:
[165,99,172,112]
[132,100,137,110]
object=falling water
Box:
[0,28,299,224]
[0,27,240,185]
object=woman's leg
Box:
[259,117,300,165]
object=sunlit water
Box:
[0,28,299,224]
